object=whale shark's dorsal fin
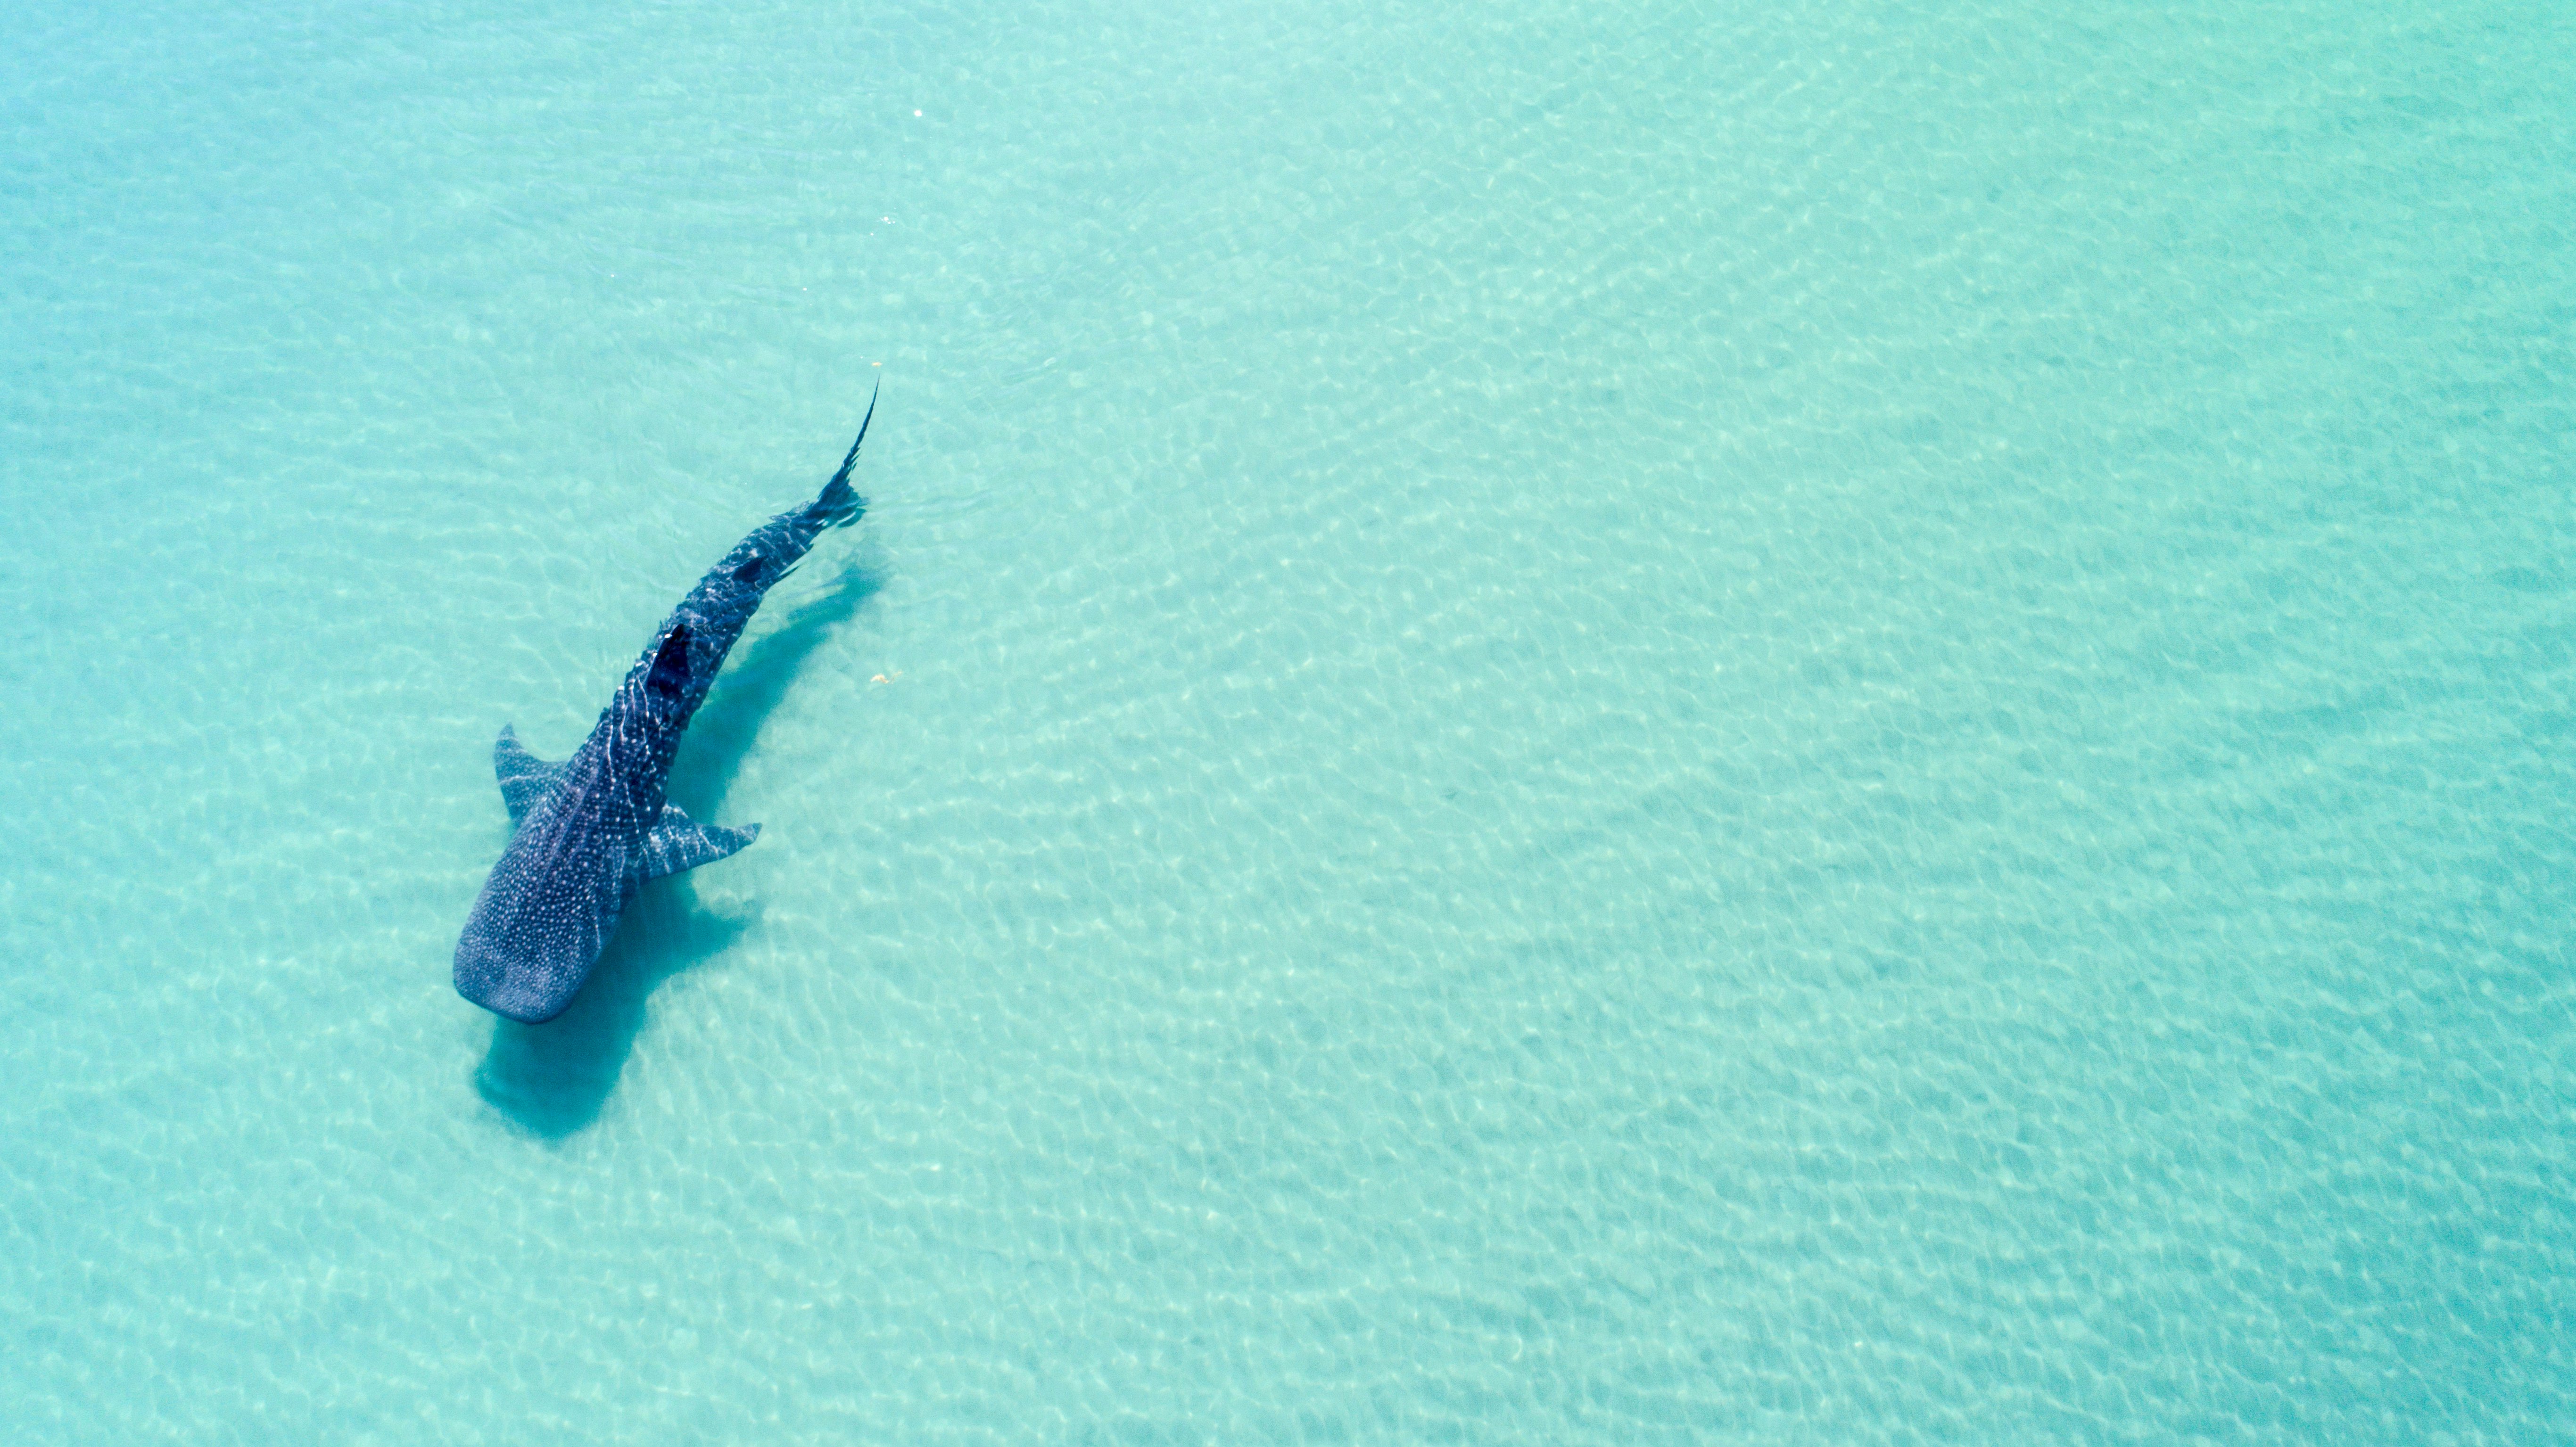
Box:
[637,802,760,881]
[493,724,564,826]
[646,623,694,701]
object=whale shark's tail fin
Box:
[806,379,878,532]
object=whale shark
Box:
[454,393,877,1022]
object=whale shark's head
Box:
[454,933,571,1024]
[454,824,634,1024]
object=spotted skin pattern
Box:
[454,397,875,1022]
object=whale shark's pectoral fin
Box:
[637,803,760,881]
[494,724,564,826]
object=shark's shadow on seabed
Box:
[473,565,883,1139]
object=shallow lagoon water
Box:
[4,0,2572,1441]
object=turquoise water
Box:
[5,0,2572,1439]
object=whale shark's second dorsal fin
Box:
[494,724,564,826]
[636,802,760,881]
